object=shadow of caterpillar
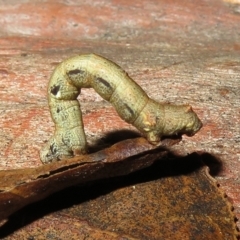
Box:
[40,54,202,163]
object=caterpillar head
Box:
[134,100,202,145]
[161,104,202,137]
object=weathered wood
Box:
[0,0,239,233]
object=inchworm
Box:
[40,54,202,163]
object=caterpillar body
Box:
[40,54,202,163]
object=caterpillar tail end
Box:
[40,137,87,164]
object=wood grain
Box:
[0,0,239,233]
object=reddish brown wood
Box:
[0,0,239,234]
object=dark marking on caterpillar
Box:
[96,77,113,91]
[50,85,60,96]
[50,143,56,155]
[124,103,135,117]
[40,54,202,163]
[67,69,85,75]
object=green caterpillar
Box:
[40,54,202,163]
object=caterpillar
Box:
[40,54,202,163]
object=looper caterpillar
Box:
[40,54,202,163]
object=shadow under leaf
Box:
[0,151,226,239]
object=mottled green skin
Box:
[40,54,202,163]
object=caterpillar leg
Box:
[40,135,73,163]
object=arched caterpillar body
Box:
[40,54,202,163]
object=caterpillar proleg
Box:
[40,54,202,163]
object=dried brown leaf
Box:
[0,137,179,221]
[0,153,237,240]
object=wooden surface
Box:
[0,0,240,233]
